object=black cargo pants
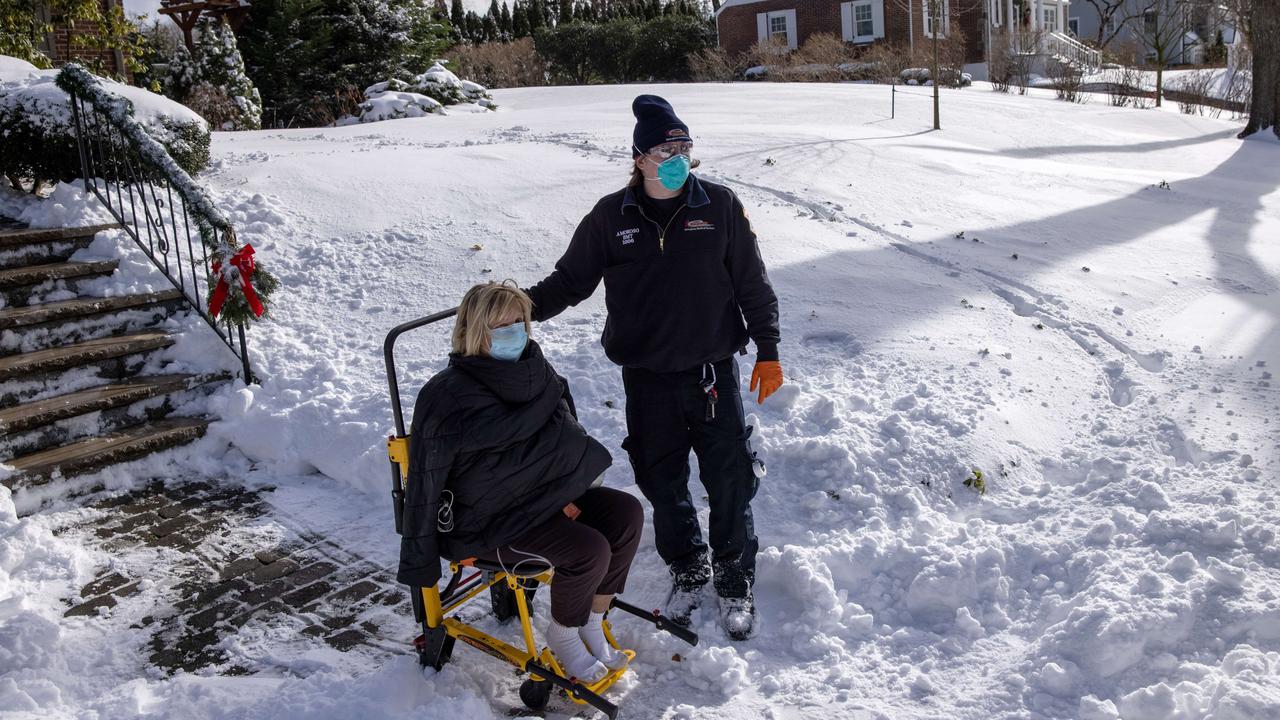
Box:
[621,355,760,598]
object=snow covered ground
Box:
[4,82,1279,719]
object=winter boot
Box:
[664,556,711,627]
[579,610,628,671]
[546,618,608,684]
[717,593,757,641]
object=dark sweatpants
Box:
[621,355,761,598]
[476,487,643,627]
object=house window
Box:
[770,14,788,42]
[1068,16,1079,36]
[758,9,797,49]
[924,0,948,37]
[855,3,874,36]
[992,0,1003,27]
[1043,7,1058,32]
[843,0,881,42]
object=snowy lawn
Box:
[4,82,1279,719]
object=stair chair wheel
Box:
[519,678,553,711]
[490,578,539,623]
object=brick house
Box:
[715,0,1079,67]
[36,0,130,78]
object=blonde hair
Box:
[452,280,533,356]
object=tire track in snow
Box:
[699,172,1173,407]
[712,171,1172,407]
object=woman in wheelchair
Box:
[398,280,644,684]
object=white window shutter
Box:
[841,2,854,42]
[872,0,885,39]
[784,8,797,49]
[757,12,768,43]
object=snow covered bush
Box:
[354,81,444,122]
[0,56,209,192]
[347,62,494,124]
[899,66,972,88]
[410,61,494,108]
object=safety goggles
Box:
[642,141,693,161]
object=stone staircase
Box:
[0,219,231,496]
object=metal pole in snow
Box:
[892,80,896,119]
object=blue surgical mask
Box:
[656,154,690,191]
[489,323,528,361]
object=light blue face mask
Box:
[489,323,528,361]
[656,154,691,191]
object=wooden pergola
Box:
[157,0,249,50]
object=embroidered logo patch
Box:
[616,227,640,245]
[684,219,716,232]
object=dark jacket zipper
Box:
[636,203,688,254]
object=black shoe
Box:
[664,556,711,627]
[717,593,756,641]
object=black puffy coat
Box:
[397,340,612,587]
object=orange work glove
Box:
[749,361,783,404]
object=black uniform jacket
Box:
[527,174,781,373]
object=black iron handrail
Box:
[62,73,256,381]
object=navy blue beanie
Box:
[632,95,691,156]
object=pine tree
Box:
[465,10,483,41]
[451,0,467,40]
[513,1,531,36]
[482,11,499,41]
[191,17,262,130]
[163,42,198,102]
[558,0,573,24]
[500,2,514,35]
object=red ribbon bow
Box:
[209,244,265,319]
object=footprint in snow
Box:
[801,331,863,356]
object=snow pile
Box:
[2,180,114,229]
[0,55,204,134]
[0,55,41,81]
[0,486,96,714]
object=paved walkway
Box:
[60,480,413,674]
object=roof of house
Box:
[714,0,768,18]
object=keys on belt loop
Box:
[700,363,718,421]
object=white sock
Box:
[546,618,608,683]
[579,611,628,670]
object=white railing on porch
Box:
[1045,31,1102,73]
[1010,31,1102,73]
